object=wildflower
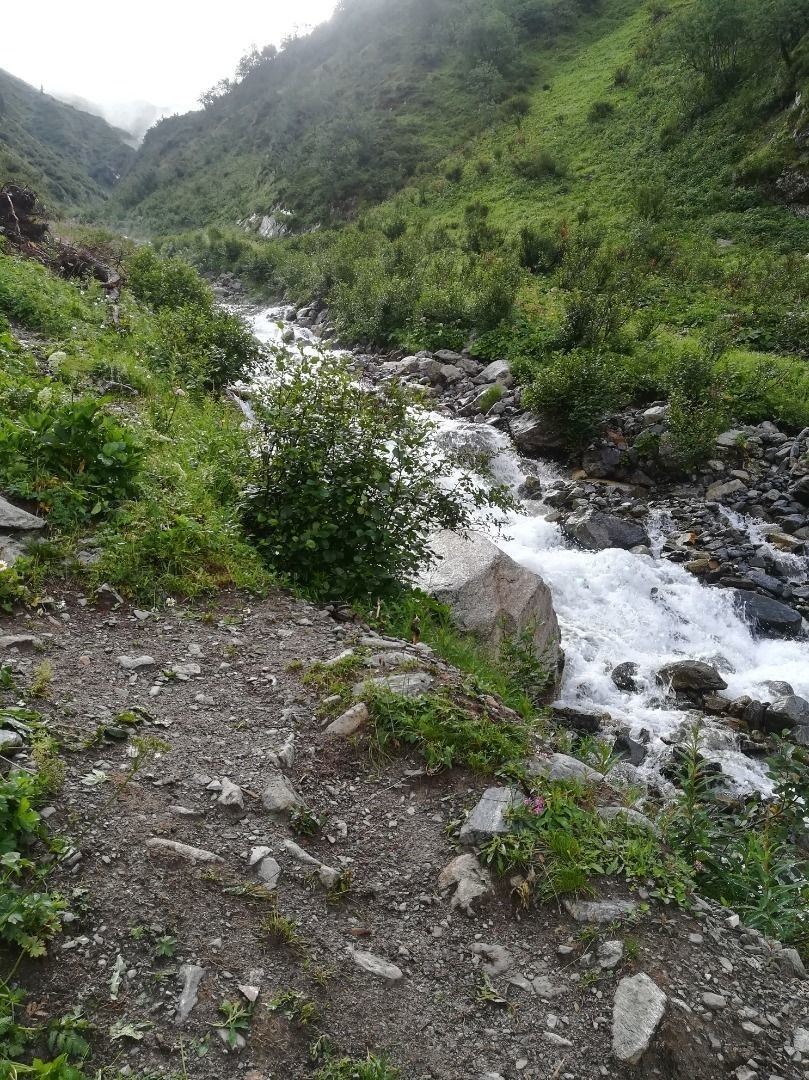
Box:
[0,560,8,573]
[165,597,176,608]
[525,795,546,816]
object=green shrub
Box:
[666,727,809,952]
[0,771,65,957]
[634,181,667,221]
[366,687,533,773]
[0,396,142,526]
[588,99,615,122]
[126,247,211,312]
[662,349,728,468]
[516,225,564,272]
[512,150,564,181]
[148,304,260,391]
[241,353,512,599]
[477,383,504,413]
[668,0,752,88]
[525,349,627,446]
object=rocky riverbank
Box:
[251,299,809,789]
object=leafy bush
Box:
[126,247,211,312]
[662,349,728,468]
[242,352,512,598]
[512,150,564,181]
[0,396,142,525]
[481,780,689,904]
[588,99,615,122]
[516,225,564,272]
[0,771,65,957]
[668,0,752,88]
[367,687,533,773]
[666,727,809,952]
[148,304,260,391]
[634,181,667,221]
[525,349,627,446]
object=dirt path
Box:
[2,587,807,1079]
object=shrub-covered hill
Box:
[0,67,135,211]
[157,0,809,451]
[109,0,625,233]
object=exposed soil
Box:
[2,587,808,1079]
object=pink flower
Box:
[525,795,546,815]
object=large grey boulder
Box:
[420,529,561,681]
[612,973,667,1064]
[656,660,727,694]
[730,589,804,638]
[765,695,809,732]
[562,510,650,551]
[0,496,45,532]
[476,359,513,387]
[508,412,568,455]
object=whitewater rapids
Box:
[251,307,809,793]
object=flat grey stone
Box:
[254,855,281,889]
[529,753,604,785]
[777,946,807,980]
[706,478,746,501]
[348,948,403,981]
[262,769,302,813]
[283,839,321,867]
[352,672,433,699]
[612,972,667,1064]
[598,805,659,835]
[470,942,513,976]
[0,495,45,531]
[218,777,244,809]
[146,838,223,864]
[0,730,24,752]
[437,853,493,915]
[597,940,624,970]
[118,655,156,670]
[324,702,369,736]
[458,787,519,846]
[565,898,638,923]
[176,963,205,1024]
[0,634,41,651]
[701,992,727,1010]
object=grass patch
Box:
[365,686,535,775]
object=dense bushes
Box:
[128,247,259,390]
[127,246,212,311]
[242,353,512,598]
[148,304,260,391]
[524,349,626,446]
[0,396,142,526]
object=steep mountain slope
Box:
[110,0,618,232]
[0,67,134,210]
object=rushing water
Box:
[250,307,809,793]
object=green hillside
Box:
[0,67,135,211]
[151,0,809,448]
[110,0,621,232]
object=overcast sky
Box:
[1,0,337,134]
